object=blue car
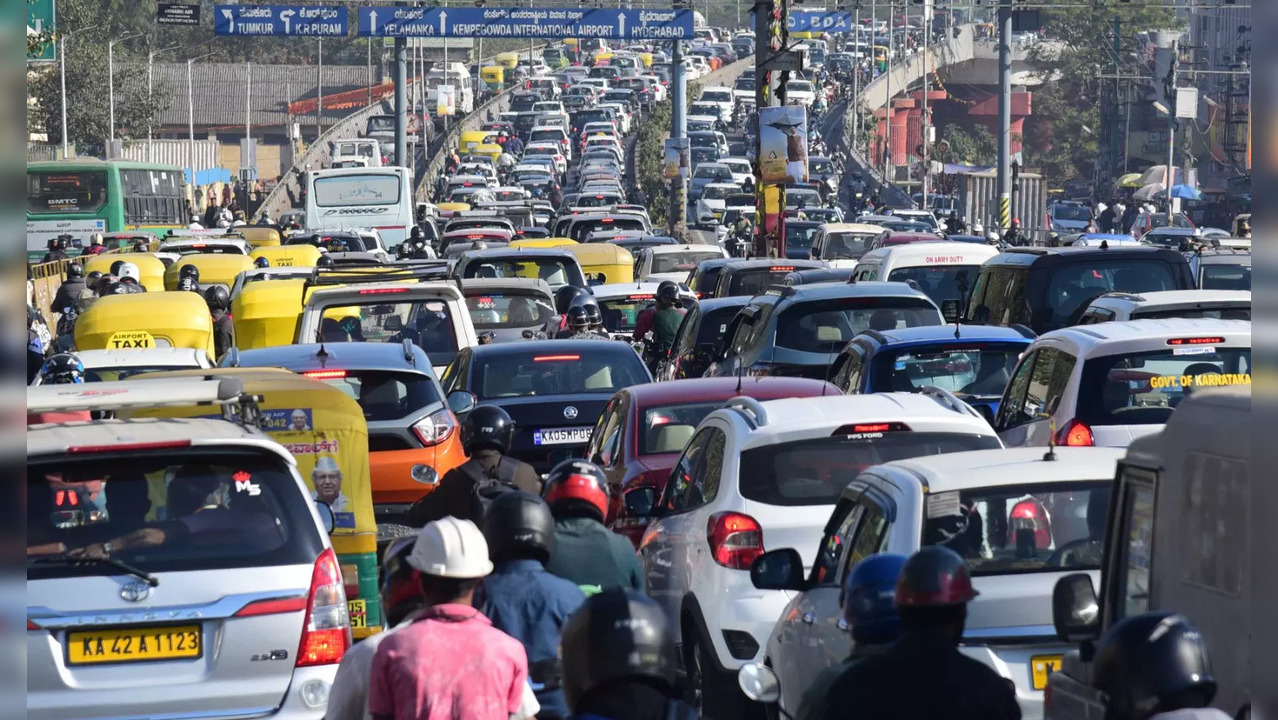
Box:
[827,324,1036,418]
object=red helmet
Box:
[542,459,609,522]
[1011,218,1021,226]
[894,546,979,607]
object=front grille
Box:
[368,434,415,452]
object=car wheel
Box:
[684,628,761,720]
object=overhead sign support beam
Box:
[357,7,695,39]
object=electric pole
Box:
[996,0,1012,233]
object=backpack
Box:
[462,456,522,520]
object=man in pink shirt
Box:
[369,516,534,720]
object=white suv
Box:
[633,392,1002,716]
[994,318,1251,449]
[750,446,1126,720]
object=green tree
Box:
[940,124,997,166]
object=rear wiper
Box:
[32,554,159,587]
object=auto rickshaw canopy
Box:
[82,252,167,292]
[74,290,214,355]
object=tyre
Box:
[683,627,761,720]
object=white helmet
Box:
[117,262,141,282]
[971,223,983,235]
[406,516,493,579]
[986,231,1000,244]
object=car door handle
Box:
[801,613,815,625]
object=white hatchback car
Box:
[750,445,1125,720]
[993,318,1251,449]
[635,244,729,285]
[1075,289,1250,324]
[634,392,1002,716]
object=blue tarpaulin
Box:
[945,163,995,175]
[185,168,234,186]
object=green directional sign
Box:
[27,0,56,62]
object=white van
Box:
[424,61,475,115]
[331,138,383,168]
[304,166,415,248]
[849,241,1000,310]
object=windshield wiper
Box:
[32,554,159,587]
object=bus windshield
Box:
[312,174,402,207]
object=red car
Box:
[583,376,840,546]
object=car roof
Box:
[466,338,643,359]
[860,324,1036,345]
[623,376,840,406]
[984,246,1187,267]
[1089,289,1251,308]
[75,347,208,368]
[459,277,554,295]
[647,243,726,255]
[721,258,825,272]
[28,417,269,457]
[1035,317,1251,352]
[775,280,936,303]
[864,446,1127,495]
[232,342,432,374]
[858,241,999,264]
[459,247,576,261]
[590,282,696,300]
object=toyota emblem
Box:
[563,406,579,420]
[120,581,152,603]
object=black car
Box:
[964,246,1196,334]
[656,296,750,380]
[712,258,827,298]
[686,257,737,299]
[440,340,652,471]
[784,221,824,260]
[782,267,855,286]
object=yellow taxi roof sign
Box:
[106,330,157,350]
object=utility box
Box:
[955,169,1048,242]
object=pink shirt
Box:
[369,604,528,720]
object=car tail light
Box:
[235,595,308,617]
[358,287,409,295]
[412,407,458,447]
[1057,419,1094,447]
[707,512,764,569]
[67,440,191,454]
[296,548,350,667]
[304,369,348,380]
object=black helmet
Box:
[481,491,556,564]
[555,285,590,315]
[179,264,200,281]
[410,226,423,240]
[561,588,678,710]
[66,263,84,281]
[203,285,230,312]
[1093,612,1216,720]
[254,256,271,269]
[566,304,590,330]
[541,459,608,522]
[584,300,603,328]
[460,404,514,454]
[656,280,679,303]
[894,545,979,607]
[568,293,601,324]
[39,353,85,385]
[85,270,103,290]
[109,260,126,276]
[316,254,334,268]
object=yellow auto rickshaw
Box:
[164,254,257,292]
[566,243,634,285]
[472,143,505,163]
[251,244,323,269]
[74,291,214,355]
[593,51,614,66]
[495,52,520,69]
[873,45,889,63]
[510,237,578,250]
[82,252,167,292]
[231,278,308,349]
[480,65,505,92]
[459,130,498,154]
[435,202,471,219]
[127,367,383,639]
[239,226,282,248]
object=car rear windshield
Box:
[471,350,648,398]
[923,481,1110,575]
[1200,264,1251,290]
[310,369,443,421]
[462,257,585,290]
[1043,259,1182,326]
[466,292,557,330]
[652,250,722,275]
[1053,206,1092,221]
[739,432,1002,506]
[821,232,880,260]
[775,297,942,350]
[571,217,646,241]
[599,296,656,332]
[786,224,820,253]
[315,299,459,367]
[724,266,801,297]
[869,343,1025,396]
[1076,346,1251,426]
[886,265,982,307]
[28,449,322,578]
[288,234,372,252]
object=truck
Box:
[1046,386,1251,720]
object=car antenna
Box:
[735,362,744,395]
[1043,419,1058,462]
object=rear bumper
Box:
[369,438,468,509]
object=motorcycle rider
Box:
[83,233,107,256]
[631,281,685,372]
[176,264,200,293]
[557,294,609,340]
[407,404,542,526]
[114,262,146,294]
[561,588,696,720]
[729,214,753,257]
[1003,218,1025,246]
[796,553,908,720]
[51,263,87,318]
[479,491,587,720]
[41,236,70,264]
[542,459,645,595]
[1092,611,1229,720]
[821,546,1021,720]
[203,286,234,359]
[398,226,432,259]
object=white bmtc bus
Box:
[305,166,414,248]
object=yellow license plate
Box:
[67,625,202,665]
[348,599,367,629]
[1031,654,1062,690]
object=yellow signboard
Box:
[106,330,156,349]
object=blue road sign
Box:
[787,11,852,33]
[358,7,694,40]
[213,5,348,36]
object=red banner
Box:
[288,81,398,115]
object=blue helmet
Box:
[843,552,909,645]
[39,352,85,385]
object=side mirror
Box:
[1052,573,1101,643]
[623,486,659,518]
[447,390,478,416]
[737,663,780,704]
[940,299,962,323]
[313,500,336,534]
[749,548,808,592]
[410,464,440,487]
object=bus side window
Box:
[1107,465,1157,624]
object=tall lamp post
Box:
[108,32,144,151]
[147,43,181,161]
[58,27,92,158]
[187,51,217,184]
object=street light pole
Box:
[59,34,69,158]
[147,44,181,162]
[187,51,216,185]
[108,32,143,150]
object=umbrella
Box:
[1167,184,1201,201]
[1117,173,1143,188]
[1132,183,1164,202]
[1139,165,1182,187]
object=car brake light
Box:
[296,548,351,667]
[534,354,581,362]
[413,408,458,447]
[67,440,191,454]
[1166,337,1224,346]
[628,294,654,300]
[707,512,764,570]
[235,595,308,617]
[770,265,795,272]
[1057,419,1094,447]
[358,287,409,295]
[831,421,910,435]
[304,369,348,380]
